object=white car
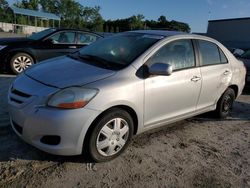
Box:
[8,30,246,162]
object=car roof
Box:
[128,30,187,37]
[52,28,103,37]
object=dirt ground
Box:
[0,76,249,188]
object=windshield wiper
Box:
[67,53,80,60]
[78,54,112,69]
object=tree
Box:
[158,15,167,24]
[104,14,190,33]
[1,0,190,33]
[129,14,144,30]
[14,0,39,10]
[0,0,13,23]
[81,6,104,31]
[40,0,61,15]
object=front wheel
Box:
[10,53,34,74]
[214,88,235,119]
[88,108,134,162]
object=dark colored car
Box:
[238,50,250,87]
[0,28,103,74]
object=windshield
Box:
[28,28,56,40]
[241,50,250,59]
[78,32,163,69]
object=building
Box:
[207,17,250,50]
[0,6,60,35]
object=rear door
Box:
[75,32,101,49]
[195,39,232,110]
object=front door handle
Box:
[223,70,230,75]
[191,76,201,82]
[69,46,77,49]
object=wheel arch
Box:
[228,85,238,98]
[82,105,139,154]
[7,49,36,64]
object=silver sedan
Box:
[8,30,246,162]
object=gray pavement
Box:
[0,76,15,128]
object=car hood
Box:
[25,56,116,88]
[0,37,33,45]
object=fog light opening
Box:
[40,136,61,145]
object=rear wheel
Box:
[88,108,134,162]
[10,53,34,74]
[214,88,235,119]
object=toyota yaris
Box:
[8,30,246,162]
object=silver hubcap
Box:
[13,55,33,73]
[96,118,129,157]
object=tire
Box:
[87,108,134,162]
[214,88,235,119]
[10,53,34,74]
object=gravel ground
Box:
[0,76,249,188]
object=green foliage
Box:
[16,0,104,30]
[0,0,191,33]
[145,15,190,32]
[104,15,190,33]
[14,0,39,10]
[0,0,12,23]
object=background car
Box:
[228,47,245,57]
[238,49,250,87]
[0,28,103,74]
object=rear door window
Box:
[77,33,99,45]
[198,40,228,66]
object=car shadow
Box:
[0,126,93,163]
[243,87,250,95]
[188,100,250,122]
[0,99,249,164]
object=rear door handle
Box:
[69,46,77,49]
[191,76,201,82]
[223,70,230,75]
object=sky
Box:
[7,0,250,32]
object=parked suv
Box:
[8,30,246,162]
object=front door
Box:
[144,39,202,127]
[36,31,78,62]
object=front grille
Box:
[10,97,22,104]
[12,120,23,135]
[11,89,31,98]
[9,87,32,105]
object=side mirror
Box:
[148,63,173,76]
[44,38,54,44]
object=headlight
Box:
[0,45,7,50]
[47,87,98,109]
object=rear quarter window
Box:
[219,48,228,63]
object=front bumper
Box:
[8,74,100,156]
[9,103,99,156]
